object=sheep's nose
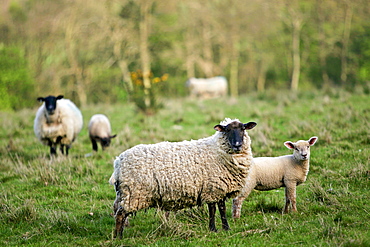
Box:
[233,142,242,151]
[47,109,55,115]
[302,153,307,159]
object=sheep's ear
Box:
[37,97,45,102]
[308,136,318,146]
[214,124,226,132]
[110,134,117,139]
[56,95,64,100]
[284,141,295,150]
[244,122,257,130]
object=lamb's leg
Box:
[91,139,98,152]
[284,183,297,213]
[232,184,254,218]
[208,202,217,232]
[114,206,128,239]
[232,198,243,219]
[217,199,230,230]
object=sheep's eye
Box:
[307,146,310,149]
[295,148,299,151]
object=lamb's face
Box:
[37,95,64,115]
[100,135,117,150]
[214,120,257,153]
[284,136,318,161]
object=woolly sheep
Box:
[186,76,228,99]
[34,95,83,156]
[88,114,116,152]
[232,136,318,218]
[109,118,257,238]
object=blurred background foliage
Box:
[0,0,369,111]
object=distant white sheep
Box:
[109,118,257,238]
[34,95,83,156]
[88,114,116,152]
[186,76,228,99]
[232,136,318,218]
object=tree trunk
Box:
[201,20,213,77]
[340,2,353,85]
[185,27,195,78]
[291,19,301,91]
[113,39,133,92]
[65,21,87,106]
[229,39,239,97]
[139,1,152,108]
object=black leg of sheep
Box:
[208,202,217,232]
[217,199,230,230]
[114,206,128,239]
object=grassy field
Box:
[0,89,369,246]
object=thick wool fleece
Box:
[34,99,83,146]
[110,119,253,213]
[88,114,112,138]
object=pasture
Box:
[0,89,369,246]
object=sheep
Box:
[232,136,318,218]
[34,95,83,156]
[88,114,116,152]
[186,76,228,99]
[109,118,257,238]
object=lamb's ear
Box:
[110,134,117,139]
[244,122,257,130]
[214,124,226,132]
[56,95,64,100]
[37,97,45,102]
[284,141,295,150]
[308,136,318,146]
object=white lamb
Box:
[34,95,83,156]
[232,136,318,218]
[88,114,116,152]
[109,118,257,238]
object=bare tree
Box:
[103,0,134,93]
[139,0,154,108]
[279,1,311,91]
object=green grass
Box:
[0,89,369,246]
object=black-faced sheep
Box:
[232,136,318,218]
[109,118,257,238]
[88,114,116,152]
[34,95,83,156]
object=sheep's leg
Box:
[232,197,243,219]
[50,146,57,156]
[47,140,57,156]
[208,202,217,232]
[59,144,70,156]
[114,206,128,239]
[232,184,254,218]
[91,139,98,152]
[217,199,230,230]
[284,183,297,213]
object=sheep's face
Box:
[37,95,64,115]
[214,121,257,153]
[100,135,117,150]
[284,136,318,161]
